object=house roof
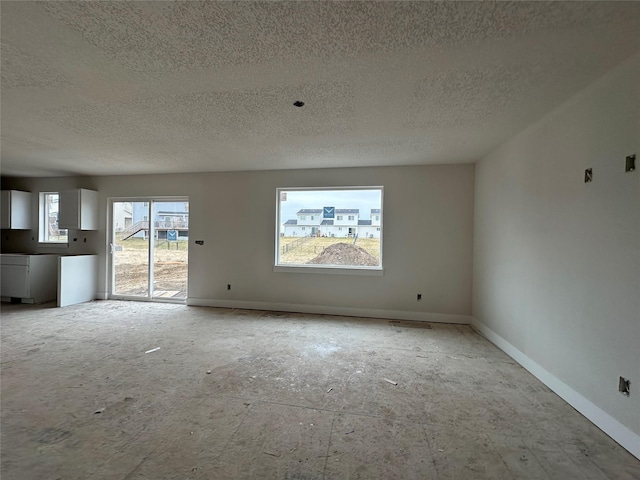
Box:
[297,209,322,214]
[1,2,638,177]
[336,209,359,214]
[321,220,334,226]
[358,220,372,226]
[371,209,381,214]
[283,219,297,225]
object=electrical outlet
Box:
[417,293,422,301]
[584,168,593,183]
[227,284,231,290]
[625,154,636,173]
[619,376,630,396]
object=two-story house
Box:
[282,208,381,238]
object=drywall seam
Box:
[187,297,471,324]
[470,317,640,460]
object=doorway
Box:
[110,198,189,302]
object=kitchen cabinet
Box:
[0,190,32,230]
[59,188,98,230]
[0,254,58,303]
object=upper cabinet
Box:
[0,190,32,230]
[59,189,98,230]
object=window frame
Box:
[275,186,383,275]
[38,192,68,245]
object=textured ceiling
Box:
[1,1,639,177]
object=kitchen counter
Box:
[0,253,58,303]
[1,253,98,306]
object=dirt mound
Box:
[307,242,379,266]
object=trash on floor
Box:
[145,347,160,354]
[383,378,398,385]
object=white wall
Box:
[473,54,640,456]
[1,164,475,322]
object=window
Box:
[39,192,68,243]
[300,215,306,220]
[276,187,383,271]
[310,216,315,220]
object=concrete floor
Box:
[1,301,638,480]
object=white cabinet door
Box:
[0,190,32,230]
[1,265,29,298]
[59,189,80,229]
[59,189,98,230]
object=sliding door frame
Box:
[108,196,189,304]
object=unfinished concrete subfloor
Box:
[1,301,638,479]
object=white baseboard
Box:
[471,317,640,460]
[186,297,471,325]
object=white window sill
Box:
[274,265,383,276]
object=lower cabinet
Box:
[0,254,58,303]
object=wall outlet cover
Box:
[619,376,630,396]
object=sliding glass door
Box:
[110,198,189,301]
[151,201,189,300]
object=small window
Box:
[39,192,68,243]
[300,215,306,220]
[276,187,383,271]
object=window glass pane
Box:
[277,188,382,269]
[40,192,68,243]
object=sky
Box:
[279,188,382,222]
